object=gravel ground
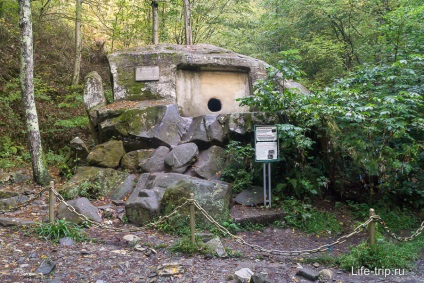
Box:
[0,180,423,283]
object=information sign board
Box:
[255,126,279,162]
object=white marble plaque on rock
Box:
[135,66,160,81]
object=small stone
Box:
[59,237,75,247]
[318,269,333,283]
[313,262,320,268]
[35,259,56,275]
[123,234,140,244]
[234,268,254,283]
[296,268,319,281]
[204,237,228,258]
[157,262,184,276]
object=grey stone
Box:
[140,146,170,173]
[164,143,198,173]
[193,145,226,180]
[125,173,231,226]
[83,71,106,111]
[59,237,75,247]
[67,137,90,167]
[204,237,227,258]
[35,259,56,275]
[296,267,319,281]
[234,268,254,283]
[318,269,333,283]
[182,115,225,145]
[109,174,139,200]
[87,140,126,168]
[57,197,102,224]
[0,217,34,227]
[97,104,189,149]
[234,186,264,206]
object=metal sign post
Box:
[255,125,280,208]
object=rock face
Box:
[83,71,107,111]
[87,140,125,168]
[125,173,231,226]
[192,145,226,180]
[164,143,198,173]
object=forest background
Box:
[0,0,423,212]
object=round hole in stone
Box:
[207,98,222,112]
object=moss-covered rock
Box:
[60,166,128,200]
[87,140,126,168]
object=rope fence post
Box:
[368,208,376,246]
[49,181,55,223]
[189,193,195,245]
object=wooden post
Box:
[368,208,376,246]
[49,181,55,223]
[189,193,195,244]
[152,1,159,45]
[183,0,192,45]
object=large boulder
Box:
[121,146,170,173]
[164,143,198,173]
[96,104,190,149]
[60,166,127,200]
[192,145,226,180]
[57,197,102,224]
[83,71,106,111]
[125,173,232,226]
[181,115,225,146]
[87,140,125,168]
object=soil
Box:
[0,170,423,283]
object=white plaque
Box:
[255,141,278,161]
[255,125,279,162]
[135,66,160,81]
[255,126,277,142]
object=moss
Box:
[160,180,193,215]
[114,106,165,137]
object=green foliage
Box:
[338,237,423,270]
[32,219,90,243]
[282,199,342,234]
[221,140,257,193]
[169,236,212,255]
[62,180,102,200]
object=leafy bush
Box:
[221,140,257,193]
[169,236,212,255]
[282,199,342,234]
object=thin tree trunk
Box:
[183,0,192,45]
[72,0,82,85]
[19,0,50,186]
[152,1,159,44]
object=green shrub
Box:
[169,236,212,255]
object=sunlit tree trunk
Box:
[72,0,82,85]
[19,0,50,186]
[152,1,159,44]
[183,0,192,45]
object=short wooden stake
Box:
[189,193,195,245]
[49,181,55,223]
[368,208,376,246]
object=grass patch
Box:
[169,236,212,255]
[31,219,91,243]
[338,235,424,270]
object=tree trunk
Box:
[183,0,192,45]
[72,0,82,85]
[19,0,50,186]
[152,1,159,44]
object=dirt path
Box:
[0,178,423,283]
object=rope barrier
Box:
[1,186,423,256]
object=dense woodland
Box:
[0,0,423,209]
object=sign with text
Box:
[135,66,160,81]
[255,125,280,162]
